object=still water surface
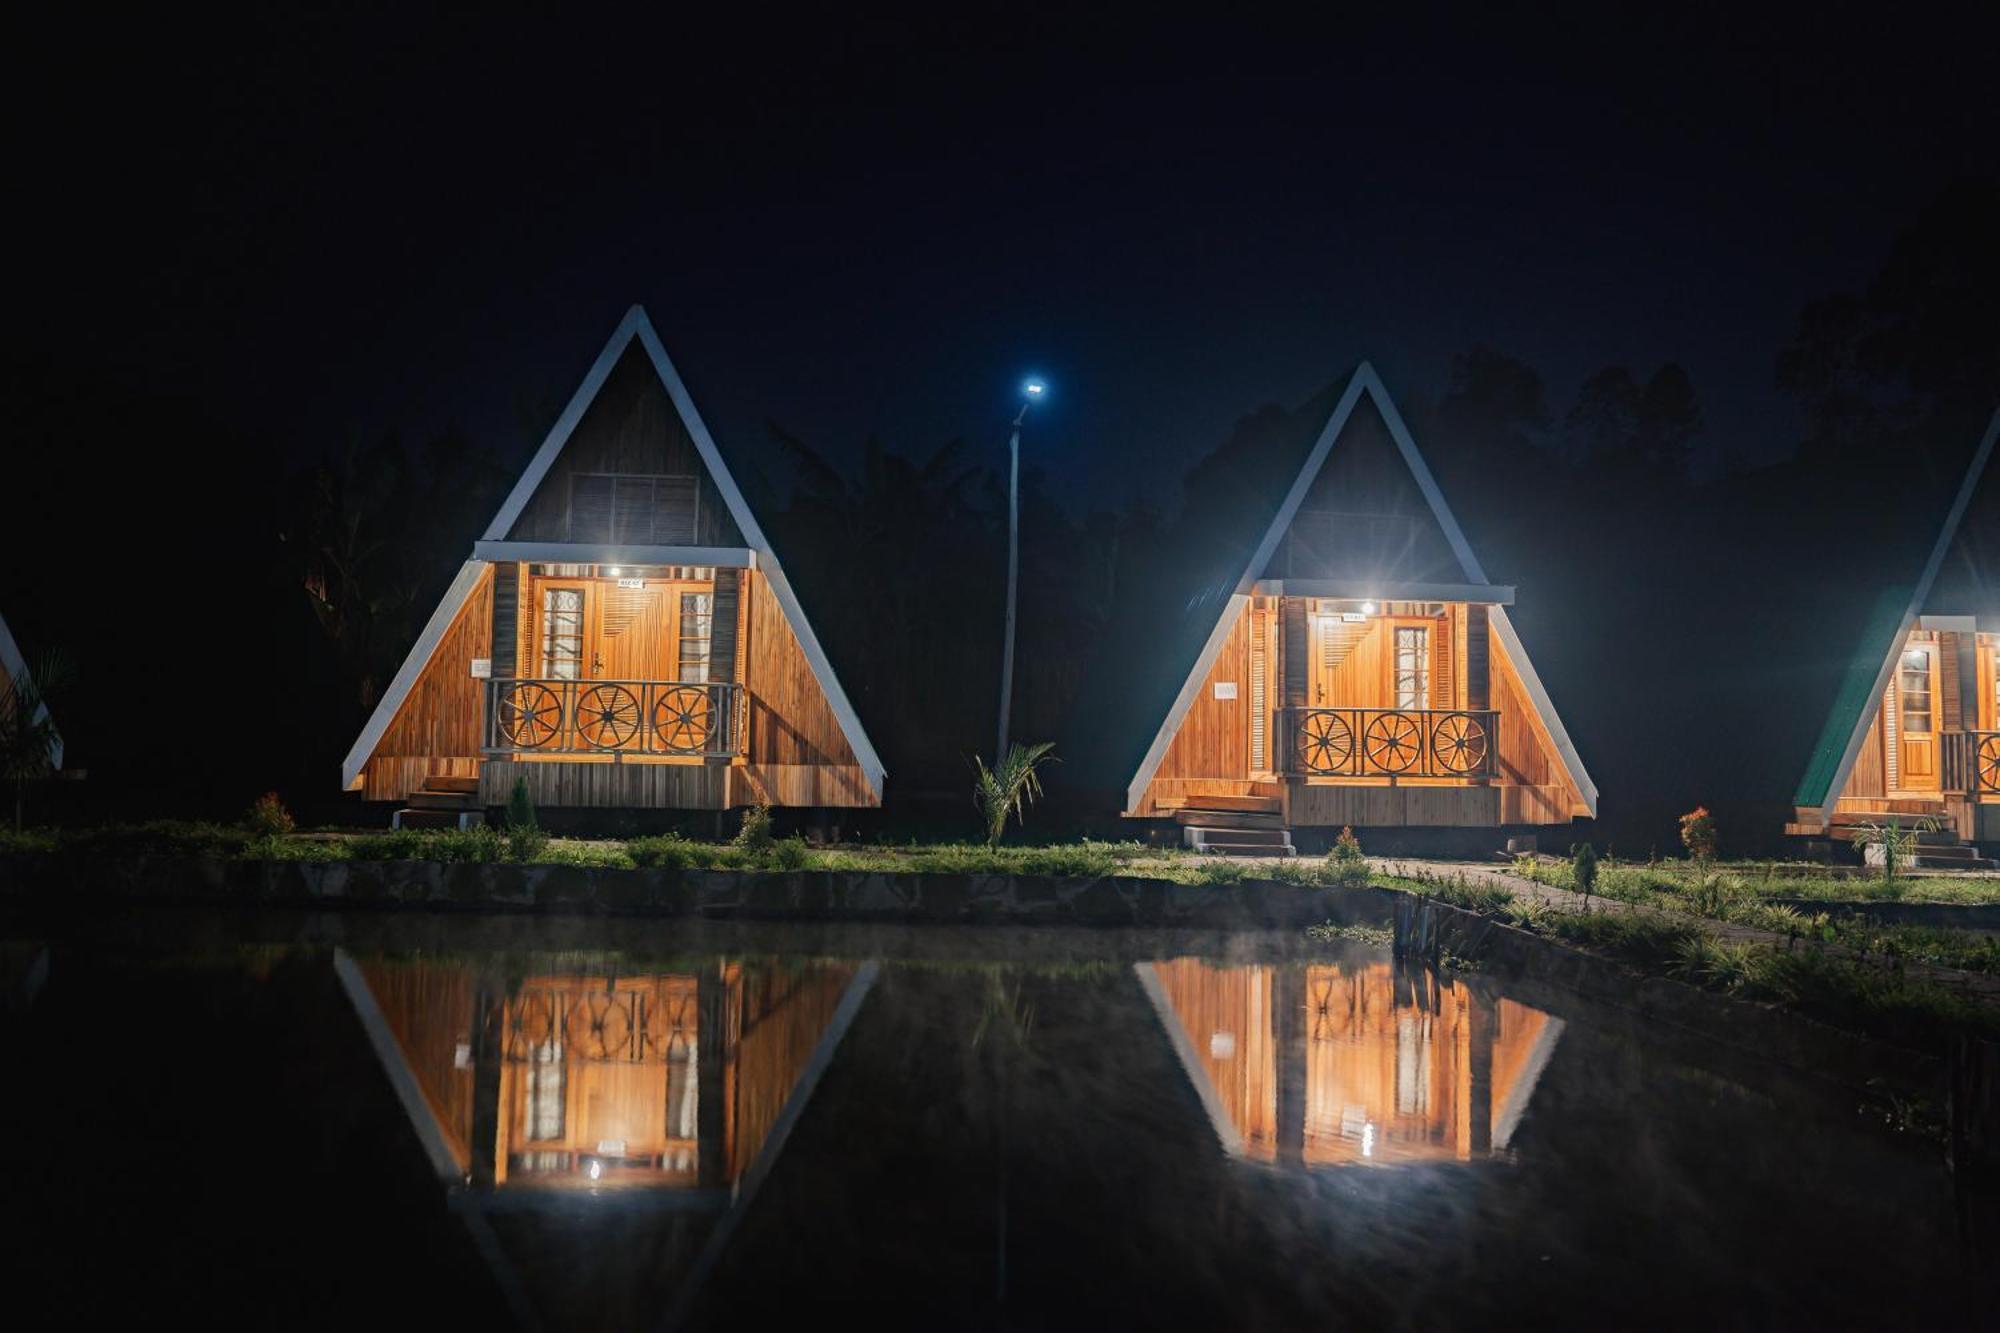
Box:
[3,912,1990,1329]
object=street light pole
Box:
[995,381,1043,762]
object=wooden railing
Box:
[1283,707,1498,779]
[1963,731,2000,796]
[483,678,744,757]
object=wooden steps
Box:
[392,773,486,831]
[1178,799,1295,857]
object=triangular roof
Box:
[341,306,885,796]
[0,608,62,771]
[1792,406,1999,819]
[1124,363,1596,815]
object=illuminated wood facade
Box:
[356,956,860,1190]
[1126,366,1594,829]
[1789,412,2000,844]
[1139,956,1563,1165]
[341,307,883,811]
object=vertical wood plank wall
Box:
[362,567,495,801]
[1491,635,1587,823]
[1153,601,1252,794]
[734,569,874,807]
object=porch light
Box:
[1360,601,1377,615]
[607,566,623,577]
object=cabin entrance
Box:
[527,572,715,684]
[1893,638,1941,794]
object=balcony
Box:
[1282,707,1498,780]
[1958,731,2000,796]
[484,678,744,758]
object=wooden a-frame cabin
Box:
[0,607,64,773]
[1124,365,1595,852]
[341,307,883,823]
[1786,408,2000,862]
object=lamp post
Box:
[995,378,1045,763]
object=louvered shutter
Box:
[1432,611,1455,709]
[491,563,518,678]
[570,475,615,542]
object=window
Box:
[569,473,699,544]
[1394,627,1430,710]
[541,588,585,679]
[525,1038,564,1142]
[677,592,713,682]
[1899,647,1933,734]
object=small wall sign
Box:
[617,577,646,589]
[1213,681,1238,700]
[469,658,491,678]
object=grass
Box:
[1503,855,2000,977]
[2,821,1398,887]
[1515,856,2000,906]
[1377,869,2000,1050]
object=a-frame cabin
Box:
[1124,365,1594,849]
[0,607,64,773]
[341,307,883,821]
[1786,408,2000,859]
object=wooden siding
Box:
[1150,958,1557,1166]
[361,567,495,801]
[1152,602,1253,793]
[478,757,728,809]
[742,570,864,777]
[355,960,476,1172]
[1150,958,1279,1162]
[730,763,874,808]
[1489,635,1586,823]
[1286,782,1500,827]
[728,965,858,1180]
[505,343,744,547]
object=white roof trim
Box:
[470,541,757,568]
[1812,406,1999,827]
[346,307,885,798]
[1491,1013,1565,1151]
[1251,580,1514,605]
[1126,363,1595,815]
[0,609,62,771]
[340,561,485,791]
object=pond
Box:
[2,910,1990,1329]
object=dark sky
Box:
[12,7,1998,507]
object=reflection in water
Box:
[345,955,864,1193]
[1139,957,1561,1166]
[339,952,875,1329]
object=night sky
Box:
[12,9,1996,501]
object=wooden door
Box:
[1895,641,1941,792]
[595,582,673,681]
[1308,607,1377,706]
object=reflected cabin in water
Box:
[1139,955,1562,1165]
[340,307,884,823]
[1124,366,1595,852]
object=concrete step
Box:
[1184,825,1296,856]
[1912,854,1998,871]
[1173,808,1289,831]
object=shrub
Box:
[504,777,548,861]
[628,834,696,869]
[1679,806,1717,862]
[351,826,502,863]
[1331,826,1364,865]
[1570,841,1598,901]
[768,835,810,871]
[734,802,775,854]
[243,792,295,838]
[1195,859,1247,886]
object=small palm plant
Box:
[0,649,70,832]
[973,742,1056,847]
[1847,814,1942,889]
